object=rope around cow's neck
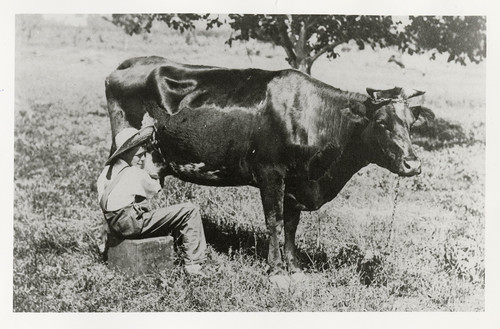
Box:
[314,175,401,253]
[386,176,401,249]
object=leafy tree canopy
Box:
[107,14,486,74]
[402,16,486,65]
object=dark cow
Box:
[105,56,434,279]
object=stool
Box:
[107,235,174,275]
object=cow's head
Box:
[360,87,434,177]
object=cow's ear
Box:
[410,106,435,122]
[342,107,369,126]
[350,101,381,120]
[348,102,367,117]
[366,88,381,100]
[146,66,198,115]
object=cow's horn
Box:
[402,88,425,99]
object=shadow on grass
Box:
[203,217,387,285]
[202,217,329,272]
[412,117,481,150]
[97,217,383,285]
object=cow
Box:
[105,56,434,281]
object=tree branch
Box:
[285,14,298,44]
[296,20,309,57]
[310,40,345,63]
[305,20,316,31]
[277,16,297,67]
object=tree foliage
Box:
[402,16,486,65]
[226,15,401,74]
[107,14,486,74]
[106,14,211,35]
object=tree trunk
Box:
[297,57,312,75]
[278,32,313,75]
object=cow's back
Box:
[104,56,366,188]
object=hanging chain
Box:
[385,176,401,249]
[316,214,321,249]
[314,176,401,252]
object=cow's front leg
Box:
[257,166,286,275]
[283,197,302,274]
[283,196,308,284]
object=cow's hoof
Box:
[290,272,308,284]
[269,274,291,290]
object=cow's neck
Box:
[316,137,368,202]
[306,104,366,177]
[285,138,368,211]
[285,105,369,210]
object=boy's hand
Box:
[142,152,163,179]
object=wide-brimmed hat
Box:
[106,125,155,165]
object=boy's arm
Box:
[142,174,162,197]
[141,152,165,196]
[143,152,164,180]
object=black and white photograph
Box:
[4,0,499,327]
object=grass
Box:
[13,15,485,312]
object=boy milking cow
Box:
[97,126,208,277]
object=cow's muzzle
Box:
[397,157,421,176]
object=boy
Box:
[97,126,207,277]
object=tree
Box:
[227,15,403,74]
[105,14,212,35]
[107,14,486,74]
[402,16,486,65]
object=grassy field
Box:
[13,15,485,312]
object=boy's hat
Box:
[106,125,155,165]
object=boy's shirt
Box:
[97,158,162,212]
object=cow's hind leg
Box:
[257,166,286,276]
[105,80,138,155]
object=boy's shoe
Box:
[184,264,208,278]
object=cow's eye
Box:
[376,120,388,129]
